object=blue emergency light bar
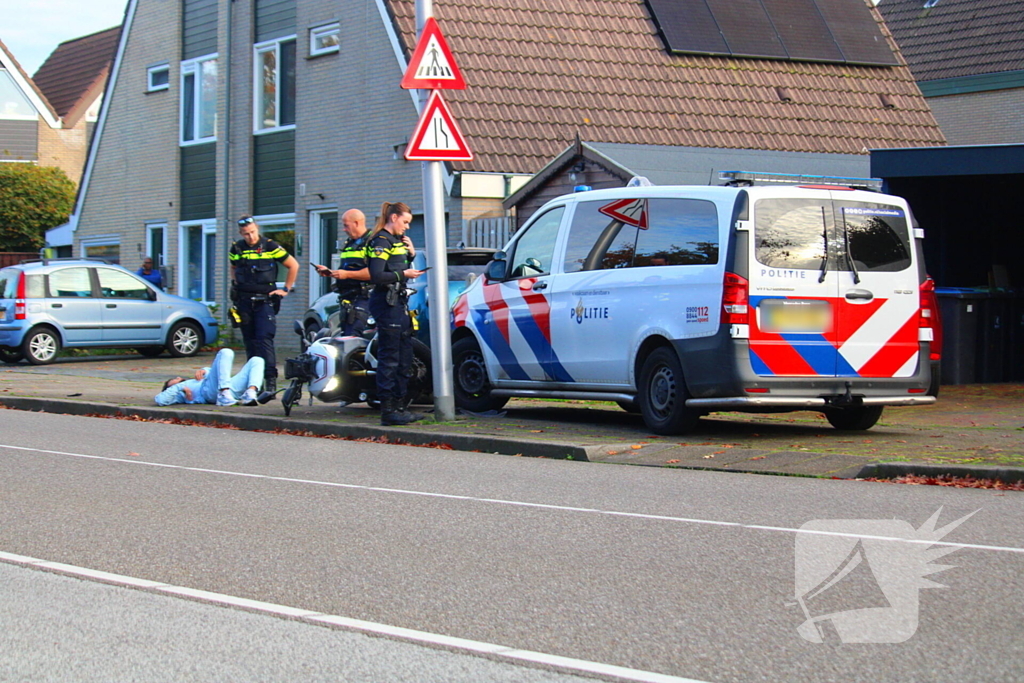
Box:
[719,170,883,192]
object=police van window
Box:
[97,268,151,300]
[563,200,637,273]
[48,267,93,297]
[755,199,829,270]
[509,206,564,278]
[838,203,912,272]
[635,198,719,267]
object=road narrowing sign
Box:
[404,91,473,161]
[598,198,649,229]
[401,17,466,90]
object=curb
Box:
[855,461,1024,484]
[0,397,594,462]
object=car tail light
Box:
[920,276,941,361]
[14,272,26,320]
[722,272,749,325]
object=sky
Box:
[0,0,127,76]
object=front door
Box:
[96,267,163,342]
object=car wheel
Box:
[637,347,700,435]
[410,338,433,404]
[0,346,24,364]
[824,405,884,431]
[22,327,61,366]
[135,347,164,358]
[452,337,508,413]
[167,321,202,357]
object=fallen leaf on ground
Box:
[666,459,680,464]
[631,444,643,450]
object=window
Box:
[97,268,150,300]
[49,268,93,298]
[181,54,217,144]
[147,63,170,92]
[254,38,296,132]
[259,221,296,283]
[508,207,564,278]
[81,238,120,264]
[180,221,217,302]
[755,199,830,270]
[147,223,166,270]
[838,203,912,272]
[309,210,337,301]
[563,198,718,272]
[0,71,37,119]
[310,23,340,56]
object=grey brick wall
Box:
[927,88,1024,146]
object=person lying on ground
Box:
[154,348,264,407]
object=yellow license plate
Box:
[759,300,832,334]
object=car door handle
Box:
[52,303,63,308]
[106,304,117,308]
[532,281,548,291]
[845,289,874,301]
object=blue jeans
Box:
[198,349,265,403]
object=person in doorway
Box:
[366,202,426,426]
[136,258,163,289]
[229,215,299,400]
[313,208,373,336]
[154,348,264,406]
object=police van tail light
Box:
[14,272,26,320]
[722,272,749,325]
[920,276,941,361]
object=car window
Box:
[508,207,564,278]
[97,268,152,300]
[48,267,93,298]
[562,200,638,272]
[837,203,912,272]
[0,268,17,298]
[754,198,830,270]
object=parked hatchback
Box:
[0,258,219,365]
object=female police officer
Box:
[366,202,425,425]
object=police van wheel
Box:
[0,346,24,364]
[167,322,201,357]
[824,405,883,431]
[616,400,641,414]
[638,347,700,435]
[452,337,508,413]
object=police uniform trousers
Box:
[338,290,371,337]
[368,290,413,402]
[236,295,278,381]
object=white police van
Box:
[450,172,937,435]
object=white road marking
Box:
[0,550,709,683]
[2,442,1019,555]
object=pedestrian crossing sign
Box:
[405,91,473,161]
[401,17,466,90]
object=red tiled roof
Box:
[878,0,1024,82]
[386,0,944,174]
[32,26,121,126]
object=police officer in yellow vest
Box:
[229,216,299,399]
[366,202,426,426]
[314,209,373,336]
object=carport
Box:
[871,144,1024,383]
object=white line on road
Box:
[0,549,709,683]
[3,443,1022,555]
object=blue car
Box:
[300,248,496,342]
[0,258,219,365]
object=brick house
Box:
[878,0,1024,145]
[68,0,944,342]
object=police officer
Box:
[366,201,426,426]
[229,215,299,400]
[315,208,373,336]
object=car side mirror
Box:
[486,253,507,282]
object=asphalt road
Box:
[1,410,1022,682]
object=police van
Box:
[450,172,937,435]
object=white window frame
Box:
[309,23,340,57]
[308,208,338,304]
[147,63,170,92]
[178,220,218,304]
[180,53,218,146]
[80,235,121,263]
[146,222,168,266]
[253,37,297,135]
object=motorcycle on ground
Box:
[277,308,432,417]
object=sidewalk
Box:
[2,352,1022,483]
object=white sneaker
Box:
[241,388,259,406]
[216,392,238,407]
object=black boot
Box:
[396,395,425,423]
[257,376,278,404]
[381,398,419,426]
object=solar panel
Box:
[644,0,897,66]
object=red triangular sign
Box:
[405,91,473,161]
[598,198,649,229]
[401,17,466,90]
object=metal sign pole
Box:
[416,0,456,422]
